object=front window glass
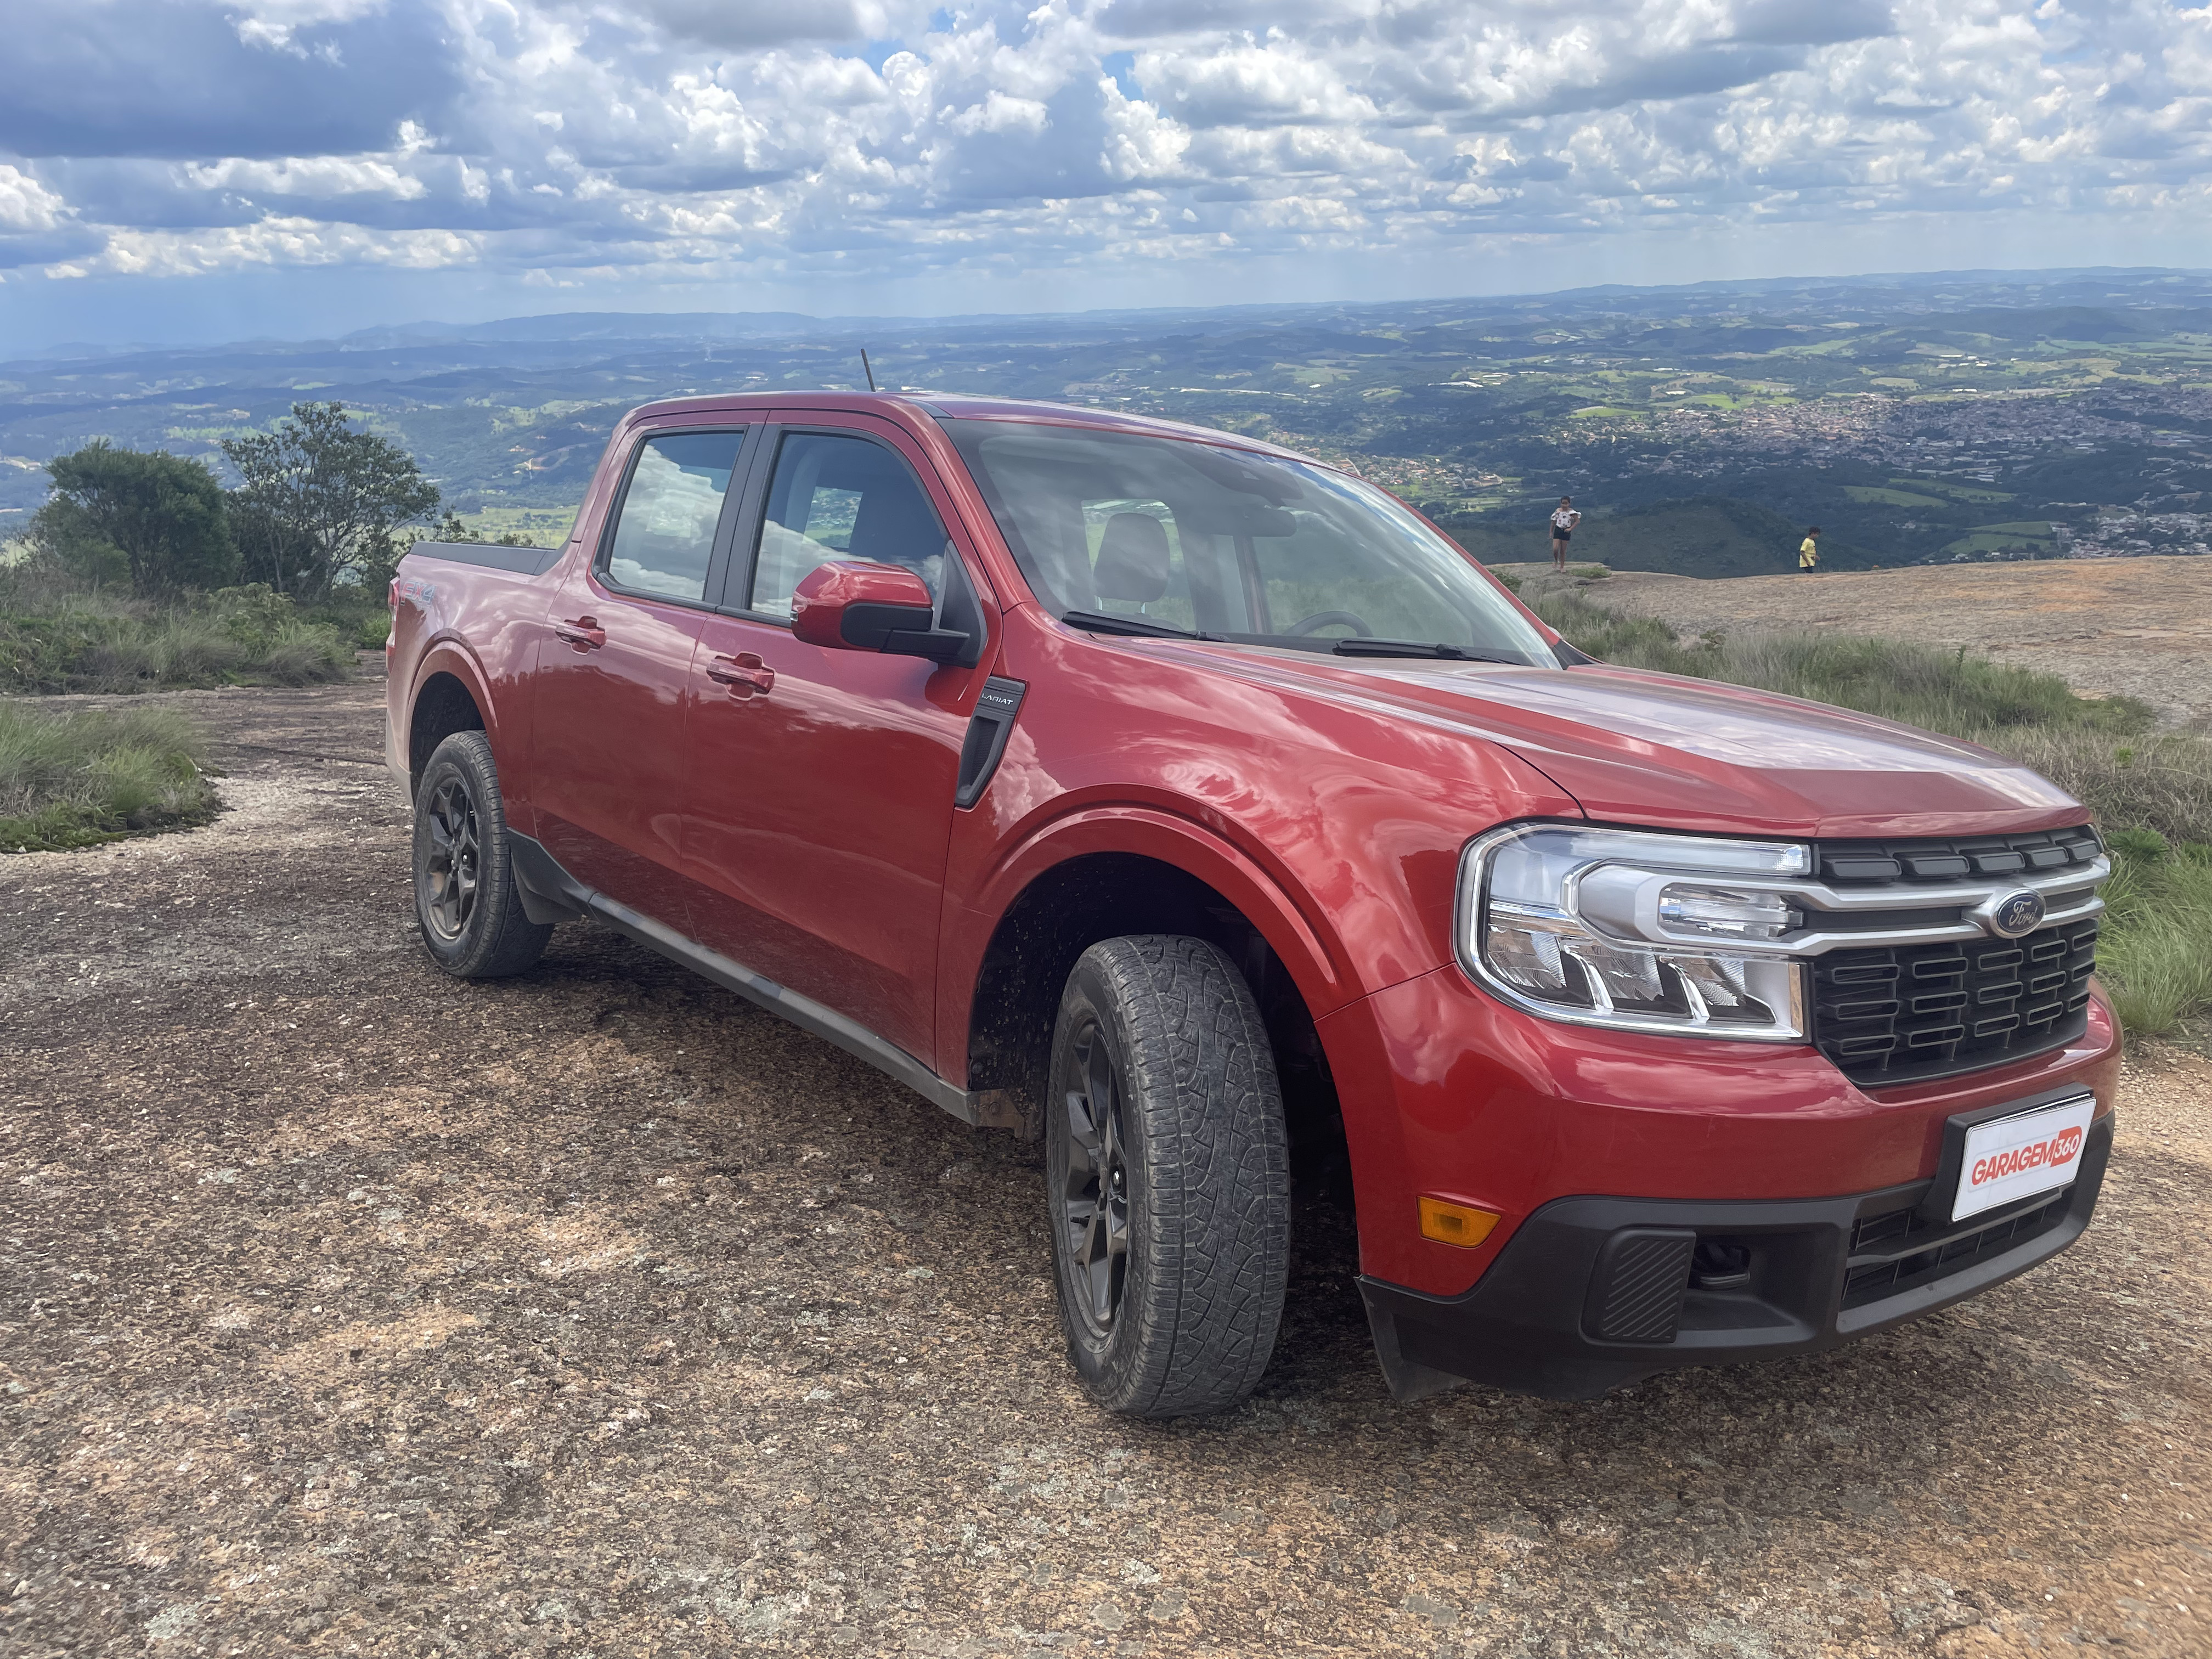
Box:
[750,432,947,618]
[944,419,1551,661]
[600,431,745,602]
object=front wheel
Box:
[411,730,551,980]
[1046,936,1291,1418]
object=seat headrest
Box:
[847,482,944,568]
[1093,512,1171,603]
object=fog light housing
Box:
[1418,1196,1500,1249]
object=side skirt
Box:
[507,832,1011,1129]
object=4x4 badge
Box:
[1989,890,2046,938]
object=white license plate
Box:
[1953,1096,2095,1222]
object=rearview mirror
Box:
[791,560,970,662]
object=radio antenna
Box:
[860,348,878,392]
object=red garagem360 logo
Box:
[1970,1125,2084,1189]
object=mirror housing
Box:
[791,559,969,661]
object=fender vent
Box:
[955,676,1026,809]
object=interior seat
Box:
[847,466,946,590]
[1093,512,1171,604]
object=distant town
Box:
[4,266,2209,576]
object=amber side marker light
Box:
[1418,1197,1500,1249]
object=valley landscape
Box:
[7,266,2212,577]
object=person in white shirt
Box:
[1549,497,1581,571]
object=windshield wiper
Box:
[1062,610,1221,641]
[1331,637,1530,665]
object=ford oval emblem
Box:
[1989,890,2046,939]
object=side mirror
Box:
[791,560,930,649]
[791,560,971,662]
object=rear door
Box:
[531,421,760,926]
[680,416,996,1067]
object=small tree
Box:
[30,442,238,598]
[222,402,440,597]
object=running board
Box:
[507,832,1006,1128]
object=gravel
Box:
[2,679,2207,1657]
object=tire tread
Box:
[1052,935,1291,1418]
[413,731,551,980]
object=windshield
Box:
[943,419,1553,662]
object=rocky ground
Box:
[2,678,2208,1658]
[1499,557,2212,732]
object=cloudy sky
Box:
[2,0,2209,347]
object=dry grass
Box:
[0,702,219,851]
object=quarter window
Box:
[750,432,948,618]
[600,431,746,603]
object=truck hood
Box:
[1168,646,2083,840]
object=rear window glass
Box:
[600,431,746,602]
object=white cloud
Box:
[93,216,481,276]
[230,0,390,53]
[0,0,2207,301]
[0,166,69,234]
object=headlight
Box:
[1458,823,1812,1041]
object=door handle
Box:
[706,652,775,697]
[554,616,606,652]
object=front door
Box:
[682,419,992,1068]
[531,424,755,927]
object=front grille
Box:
[1842,1193,2073,1308]
[1805,829,2103,1088]
[1812,917,2097,1086]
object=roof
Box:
[621,390,1322,465]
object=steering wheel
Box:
[1284,610,1373,639]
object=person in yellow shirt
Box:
[1798,526,1821,572]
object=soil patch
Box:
[2,680,2207,1656]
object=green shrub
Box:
[294,589,395,654]
[0,703,219,851]
[258,616,355,684]
[0,586,351,693]
[2097,840,2212,1040]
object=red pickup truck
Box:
[387,393,2118,1415]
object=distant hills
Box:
[19,262,2201,363]
[3,266,2205,566]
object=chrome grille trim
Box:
[1570,854,2108,958]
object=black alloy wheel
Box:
[1059,1014,1131,1337]
[1044,935,1292,1418]
[420,775,482,943]
[411,730,551,979]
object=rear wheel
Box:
[412,731,550,979]
[1045,936,1291,1418]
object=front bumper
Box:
[1359,1106,2112,1401]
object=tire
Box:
[411,730,551,980]
[1045,935,1292,1418]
